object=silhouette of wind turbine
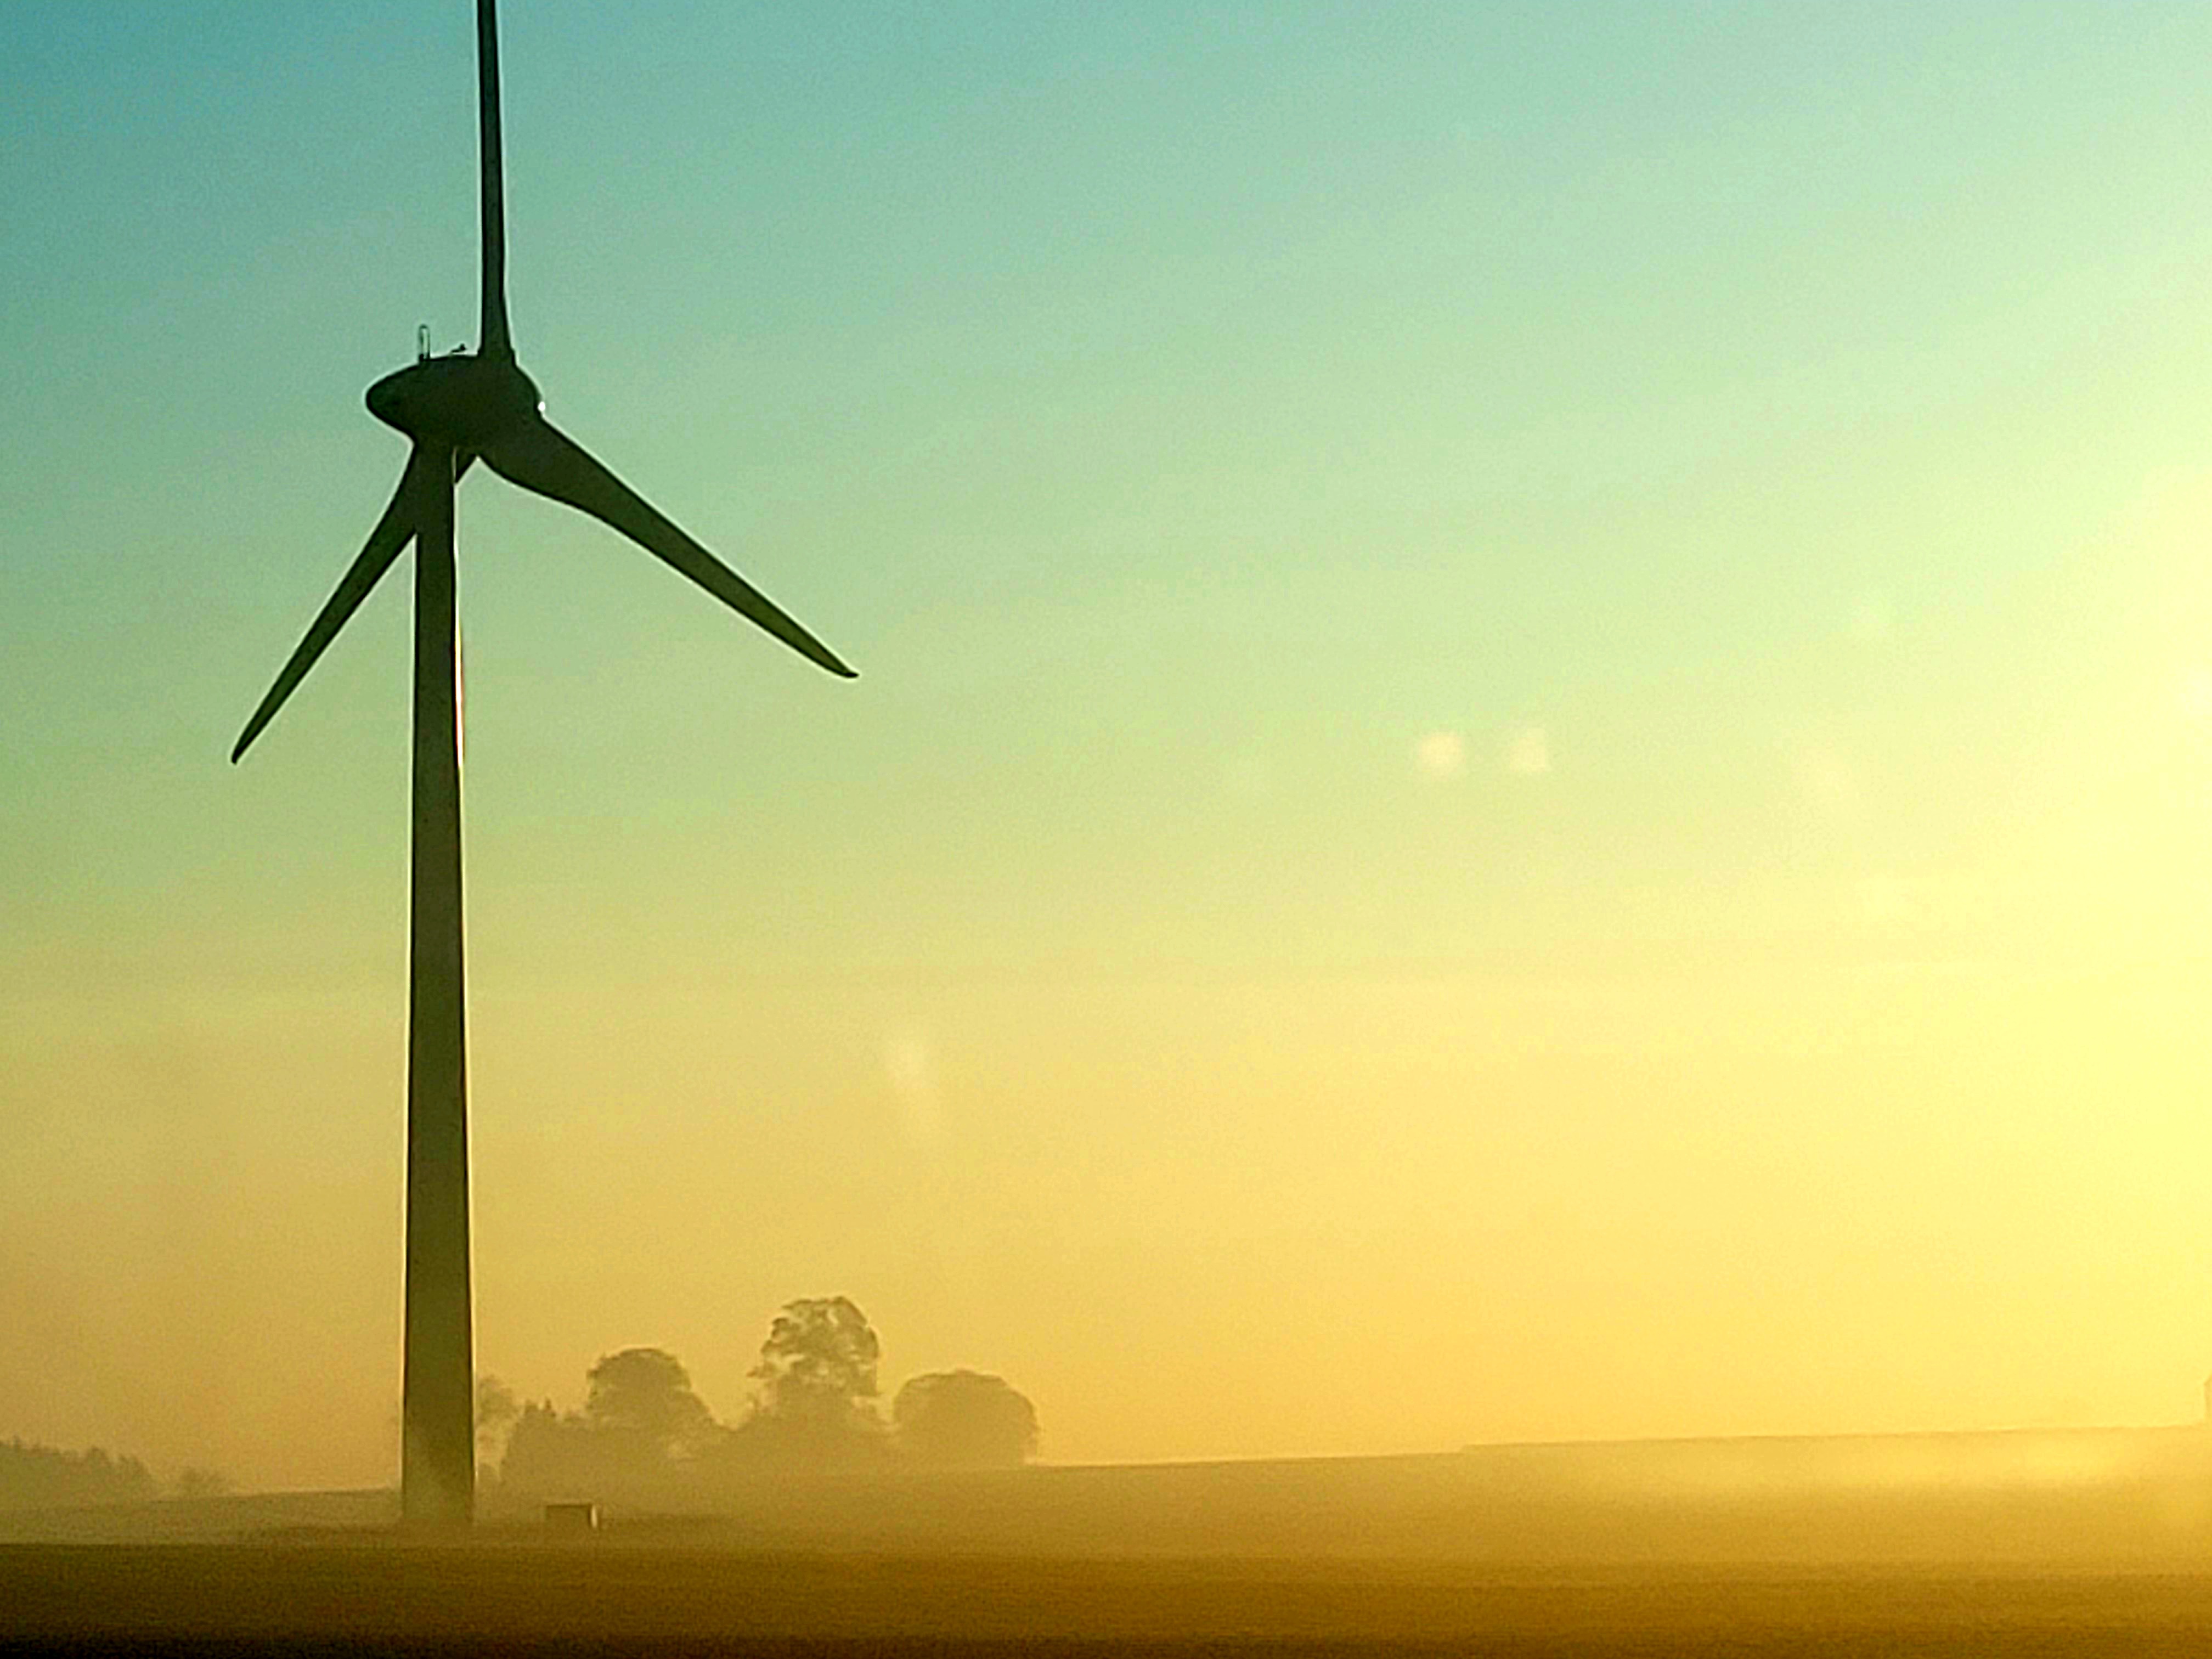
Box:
[232,0,855,1526]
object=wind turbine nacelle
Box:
[366,353,543,449]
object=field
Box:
[10,1547,2212,1654]
[9,1432,2212,1652]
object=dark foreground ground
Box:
[9,1546,2212,1656]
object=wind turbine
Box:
[232,0,856,1526]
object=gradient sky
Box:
[7,2,2212,1491]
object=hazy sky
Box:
[7,1,2212,1491]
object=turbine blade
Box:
[477,0,512,358]
[231,449,430,763]
[481,416,858,678]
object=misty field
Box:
[12,1434,2212,1651]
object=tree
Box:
[0,1440,156,1511]
[476,1374,521,1462]
[708,1297,888,1471]
[499,1400,623,1497]
[495,1349,726,1499]
[749,1297,881,1429]
[584,1347,716,1459]
[891,1371,1039,1468]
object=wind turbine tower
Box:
[232,0,856,1525]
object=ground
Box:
[10,1545,2212,1654]
[12,1435,2212,1653]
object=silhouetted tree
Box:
[750,1297,881,1427]
[476,1374,520,1461]
[892,1370,1039,1467]
[0,1440,157,1511]
[711,1298,888,1470]
[499,1350,721,1499]
[499,1400,621,1497]
[585,1347,716,1459]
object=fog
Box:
[8,962,2210,1495]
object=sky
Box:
[5,1,2212,1492]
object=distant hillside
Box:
[11,1426,2212,1564]
[546,1424,2212,1564]
[1463,1424,2212,1499]
[0,1487,394,1544]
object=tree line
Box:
[485,1296,1039,1500]
[2,1297,1028,1511]
[0,1440,230,1511]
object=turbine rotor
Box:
[366,353,542,449]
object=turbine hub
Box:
[366,352,542,448]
